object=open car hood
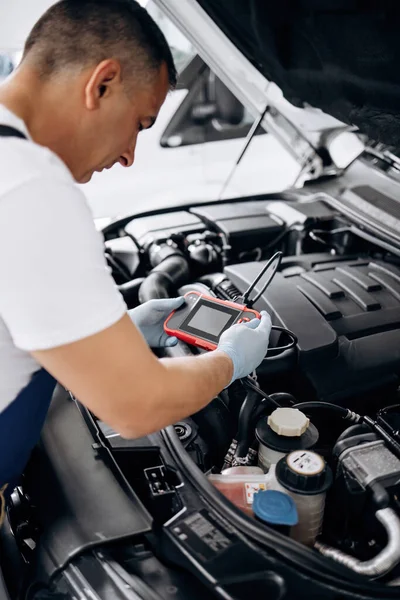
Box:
[196,1,400,151]
[155,0,400,175]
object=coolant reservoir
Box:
[208,467,274,516]
[221,466,264,476]
[274,450,333,546]
[256,408,319,472]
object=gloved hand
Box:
[217,311,272,385]
[128,297,185,348]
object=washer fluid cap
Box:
[253,490,298,526]
[268,408,309,437]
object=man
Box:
[0,0,271,509]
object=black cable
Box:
[266,326,297,353]
[262,226,292,252]
[292,401,362,423]
[242,377,281,409]
[293,401,347,416]
[243,251,282,307]
[268,392,296,406]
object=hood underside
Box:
[197,0,400,153]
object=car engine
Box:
[102,193,400,582]
[109,195,400,406]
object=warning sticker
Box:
[245,482,266,504]
[170,510,237,562]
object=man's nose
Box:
[119,146,135,168]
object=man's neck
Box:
[0,67,79,176]
[0,68,47,142]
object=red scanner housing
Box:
[164,291,261,351]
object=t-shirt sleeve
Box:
[0,178,127,351]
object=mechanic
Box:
[0,0,271,520]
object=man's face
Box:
[75,61,170,184]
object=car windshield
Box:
[145,0,196,74]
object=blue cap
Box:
[252,490,298,526]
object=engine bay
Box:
[109,193,400,405]
[8,190,400,598]
[101,192,400,584]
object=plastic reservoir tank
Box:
[274,450,333,546]
[256,407,319,472]
[208,466,272,517]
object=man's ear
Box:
[84,59,122,110]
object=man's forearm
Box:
[120,350,233,438]
[32,314,235,441]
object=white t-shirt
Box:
[0,105,127,413]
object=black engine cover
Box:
[225,255,400,403]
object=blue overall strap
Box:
[0,125,27,140]
[0,370,57,496]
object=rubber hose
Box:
[334,423,370,446]
[118,277,145,308]
[316,507,400,578]
[248,392,294,433]
[139,254,190,303]
[192,398,235,463]
[236,388,263,457]
[292,401,348,417]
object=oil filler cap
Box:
[268,408,309,437]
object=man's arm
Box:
[0,178,270,438]
[32,314,233,438]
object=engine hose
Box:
[315,507,400,578]
[235,388,263,458]
[251,400,280,428]
[292,401,362,424]
[192,397,235,464]
[139,247,190,302]
[251,403,271,427]
[235,389,294,459]
[334,424,371,446]
[268,392,296,406]
[117,277,145,308]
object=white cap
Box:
[267,408,309,437]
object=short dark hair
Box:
[22,0,177,89]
